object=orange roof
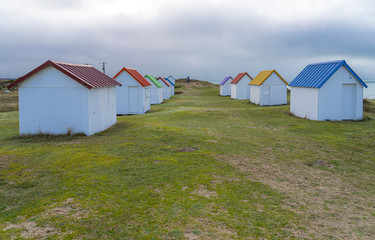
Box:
[113,67,151,87]
[249,70,288,86]
[230,72,253,84]
[8,60,121,89]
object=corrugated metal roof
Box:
[165,77,175,86]
[219,76,233,85]
[230,72,253,84]
[113,67,152,87]
[289,60,367,88]
[145,74,163,87]
[157,77,171,87]
[8,60,121,89]
[249,70,288,86]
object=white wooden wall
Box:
[231,75,251,100]
[158,80,170,100]
[290,87,319,120]
[220,82,231,96]
[148,79,163,105]
[230,84,237,99]
[88,87,117,135]
[250,85,260,104]
[318,66,363,121]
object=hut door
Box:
[128,86,139,113]
[342,84,356,120]
[262,86,270,105]
[144,87,150,111]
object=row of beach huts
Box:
[7,60,176,136]
[6,59,370,137]
[219,60,368,122]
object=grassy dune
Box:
[0,80,374,239]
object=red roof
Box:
[113,67,151,87]
[7,60,121,89]
[230,72,253,84]
[157,77,171,87]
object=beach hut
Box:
[167,75,176,85]
[7,60,121,136]
[219,76,233,96]
[157,77,171,100]
[114,67,151,115]
[230,72,253,100]
[289,60,367,121]
[145,74,163,104]
[249,70,288,106]
[165,77,175,96]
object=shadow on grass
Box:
[7,122,133,143]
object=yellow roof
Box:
[249,70,288,86]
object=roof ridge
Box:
[51,60,92,67]
[308,60,345,66]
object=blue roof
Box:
[289,60,367,88]
[165,77,175,86]
[219,76,233,85]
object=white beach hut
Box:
[289,60,368,121]
[157,77,171,100]
[249,70,288,106]
[165,77,175,96]
[230,72,253,100]
[144,74,163,104]
[114,67,151,115]
[7,60,121,136]
[219,76,233,96]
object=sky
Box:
[1,0,375,83]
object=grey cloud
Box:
[1,0,375,82]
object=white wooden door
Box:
[144,87,150,112]
[342,84,356,120]
[128,86,138,113]
[262,86,270,105]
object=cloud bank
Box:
[1,0,374,82]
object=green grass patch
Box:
[0,80,374,239]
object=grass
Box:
[0,80,18,112]
[0,79,374,239]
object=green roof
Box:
[144,74,163,87]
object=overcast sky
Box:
[1,0,374,83]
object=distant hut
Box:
[114,67,151,115]
[7,60,121,136]
[230,72,253,99]
[219,76,233,96]
[145,74,163,104]
[157,77,171,100]
[165,77,175,96]
[289,60,367,121]
[167,75,176,85]
[249,70,288,106]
